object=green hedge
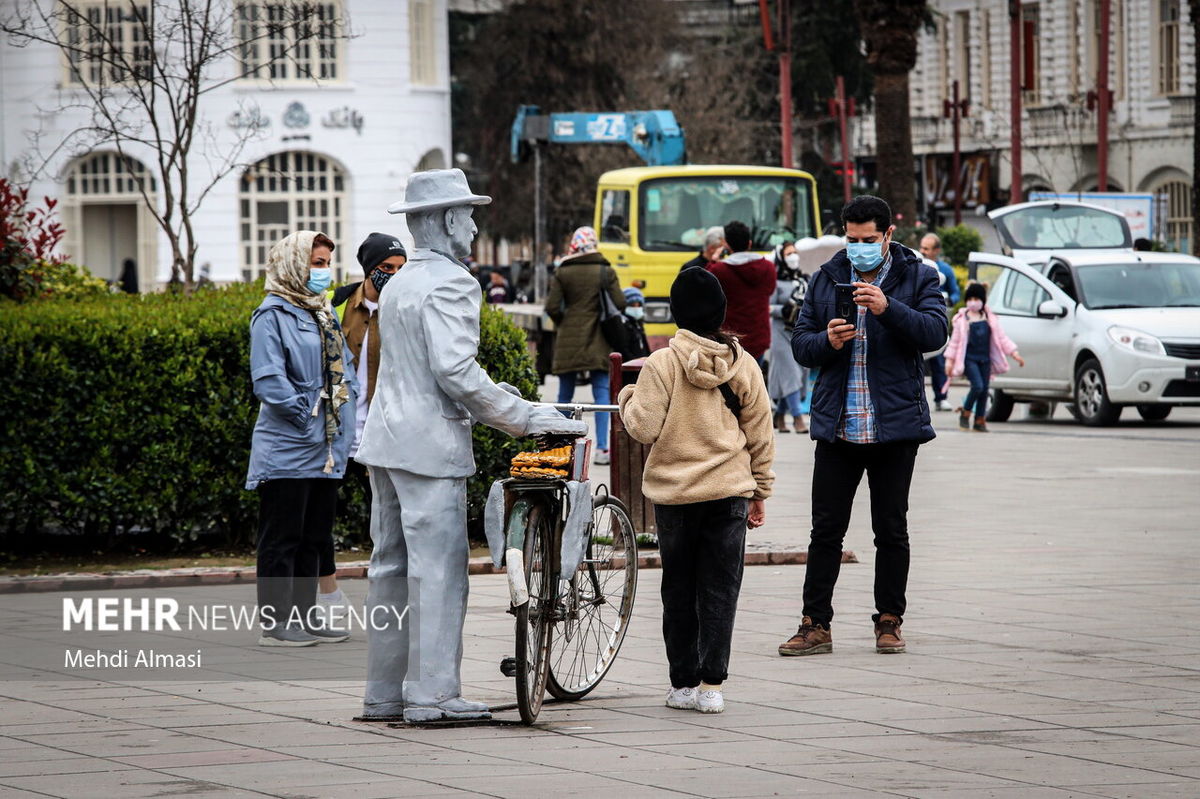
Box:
[0,284,538,552]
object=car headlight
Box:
[644,302,673,324]
[1107,325,1165,356]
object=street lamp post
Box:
[943,79,970,225]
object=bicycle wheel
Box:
[514,503,554,724]
[547,495,638,701]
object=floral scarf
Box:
[265,230,351,473]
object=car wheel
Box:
[1074,359,1122,426]
[1136,404,1171,422]
[986,389,1015,422]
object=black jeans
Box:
[325,460,372,577]
[803,439,918,627]
[257,478,338,628]
[655,497,749,688]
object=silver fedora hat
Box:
[387,168,492,215]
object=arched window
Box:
[239,151,347,280]
[415,148,446,172]
[62,151,157,290]
[1156,180,1193,253]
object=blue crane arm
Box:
[510,105,686,166]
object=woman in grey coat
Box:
[767,242,808,433]
[246,230,358,647]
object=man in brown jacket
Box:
[318,232,407,611]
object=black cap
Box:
[356,232,407,276]
[671,267,727,334]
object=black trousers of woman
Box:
[654,497,749,688]
[257,478,338,629]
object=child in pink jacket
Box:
[944,283,1025,432]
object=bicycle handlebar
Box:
[532,402,620,413]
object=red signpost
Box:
[943,79,970,225]
[1009,0,1023,204]
[759,0,794,168]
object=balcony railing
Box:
[1169,94,1195,127]
[1026,104,1096,140]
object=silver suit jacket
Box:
[355,248,532,478]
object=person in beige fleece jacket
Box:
[618,267,775,715]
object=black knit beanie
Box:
[964,282,987,305]
[671,266,727,334]
[356,232,407,276]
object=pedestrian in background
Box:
[486,270,511,303]
[681,225,727,271]
[780,196,947,658]
[945,282,1025,433]
[246,230,358,647]
[707,221,775,364]
[768,241,809,433]
[546,225,625,464]
[619,267,774,715]
[619,286,651,360]
[919,233,960,411]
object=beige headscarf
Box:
[264,230,351,473]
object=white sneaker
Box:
[697,688,725,714]
[935,400,953,412]
[665,686,697,710]
[592,449,611,465]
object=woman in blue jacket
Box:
[246,230,357,647]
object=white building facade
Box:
[0,0,451,289]
[854,0,1195,252]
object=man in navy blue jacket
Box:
[779,196,947,657]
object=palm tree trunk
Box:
[873,71,918,227]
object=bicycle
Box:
[496,403,639,725]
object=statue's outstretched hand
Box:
[524,405,588,438]
[496,381,523,398]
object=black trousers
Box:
[654,497,749,688]
[803,439,918,627]
[324,460,372,577]
[257,478,338,628]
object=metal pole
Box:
[778,0,794,168]
[1096,0,1110,191]
[1009,0,1023,204]
[952,79,962,225]
[533,144,545,302]
[836,75,852,205]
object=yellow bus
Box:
[592,164,821,343]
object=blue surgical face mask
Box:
[306,267,332,294]
[846,241,886,272]
[625,306,644,321]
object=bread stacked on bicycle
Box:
[510,445,572,479]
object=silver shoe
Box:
[403,696,492,723]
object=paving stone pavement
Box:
[0,406,1197,798]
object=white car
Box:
[989,200,1134,268]
[966,251,1200,425]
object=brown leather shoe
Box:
[875,614,905,654]
[957,407,971,430]
[778,617,832,656]
[793,416,808,434]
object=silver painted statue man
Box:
[356,169,586,722]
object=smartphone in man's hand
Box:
[835,283,857,328]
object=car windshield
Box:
[994,205,1131,250]
[638,176,815,251]
[1076,261,1200,309]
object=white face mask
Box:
[625,306,644,321]
[784,253,801,270]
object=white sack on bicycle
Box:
[560,480,593,576]
[484,479,507,568]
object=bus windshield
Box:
[638,176,815,252]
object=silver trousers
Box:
[362,467,470,716]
